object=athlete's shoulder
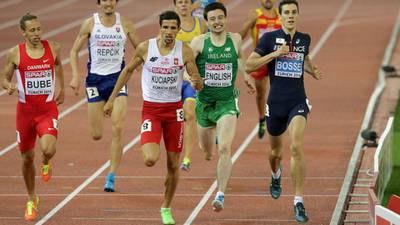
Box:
[7,45,19,60]
[296,31,311,42]
[81,17,94,32]
[47,40,60,49]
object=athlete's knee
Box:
[22,153,34,165]
[42,144,56,158]
[167,160,179,172]
[217,144,231,158]
[112,123,123,138]
[144,158,157,167]
[91,132,102,141]
[290,141,304,157]
[184,109,195,122]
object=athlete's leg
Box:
[87,101,105,140]
[197,125,216,161]
[288,115,306,197]
[142,143,161,167]
[109,96,127,174]
[215,115,236,193]
[163,151,180,208]
[21,150,36,201]
[268,134,283,174]
[182,98,197,169]
[38,134,57,165]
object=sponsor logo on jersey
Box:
[149,56,158,62]
[276,38,285,44]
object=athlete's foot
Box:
[269,167,282,199]
[41,163,52,182]
[212,193,224,212]
[294,202,309,223]
[258,117,267,139]
[180,157,191,171]
[24,196,39,221]
[104,173,115,192]
[160,208,176,225]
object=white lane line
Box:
[35,135,140,225]
[0,0,79,31]
[0,7,162,156]
[184,0,352,224]
[0,193,340,197]
[0,175,345,179]
[184,126,258,225]
[0,0,134,59]
[0,0,24,9]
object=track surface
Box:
[0,0,399,224]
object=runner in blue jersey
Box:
[245,0,322,223]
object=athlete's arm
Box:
[69,18,93,95]
[50,41,65,105]
[304,55,322,80]
[245,42,289,73]
[232,33,255,94]
[122,17,140,49]
[103,41,147,117]
[239,9,257,39]
[183,43,203,91]
[1,46,18,95]
[189,34,204,59]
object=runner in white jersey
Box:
[103,11,203,225]
[69,0,139,193]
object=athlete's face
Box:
[175,0,192,17]
[206,9,226,34]
[261,0,276,10]
[22,19,42,46]
[160,20,180,45]
[99,0,117,16]
[280,4,298,31]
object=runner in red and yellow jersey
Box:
[240,0,281,139]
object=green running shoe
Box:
[160,208,176,225]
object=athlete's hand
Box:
[244,75,256,95]
[56,90,65,105]
[103,101,114,118]
[191,74,204,91]
[4,82,16,95]
[274,42,290,58]
[311,65,322,80]
[69,76,80,96]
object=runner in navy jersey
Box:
[245,0,321,223]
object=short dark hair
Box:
[203,2,227,21]
[279,0,299,15]
[19,13,38,31]
[97,0,119,4]
[159,10,181,28]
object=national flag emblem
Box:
[174,58,178,65]
[116,27,120,32]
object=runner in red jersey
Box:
[1,13,65,221]
[240,0,281,139]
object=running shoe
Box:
[258,117,267,139]
[294,202,309,223]
[41,163,52,182]
[180,157,191,171]
[212,194,224,212]
[269,167,282,199]
[160,208,176,225]
[104,173,115,192]
[24,196,39,221]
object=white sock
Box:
[294,196,303,205]
[272,167,282,179]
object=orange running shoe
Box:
[24,196,39,221]
[41,163,52,182]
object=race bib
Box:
[95,40,124,63]
[150,67,179,91]
[25,70,53,95]
[86,87,100,99]
[275,52,304,78]
[204,63,233,87]
[141,119,152,133]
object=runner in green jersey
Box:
[190,2,255,212]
